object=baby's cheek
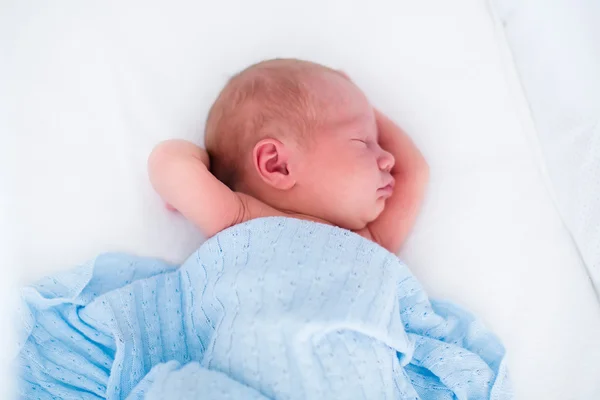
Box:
[367,198,386,222]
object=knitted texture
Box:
[18,217,512,399]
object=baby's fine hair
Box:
[204,58,344,190]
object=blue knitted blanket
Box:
[18,217,512,399]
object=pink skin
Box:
[163,86,395,231]
[293,124,395,230]
[286,74,396,230]
[148,65,429,253]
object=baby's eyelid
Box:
[352,138,368,144]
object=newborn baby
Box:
[18,59,510,400]
[148,58,429,254]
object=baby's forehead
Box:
[307,76,373,125]
[322,99,371,124]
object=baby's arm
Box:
[363,110,430,254]
[148,139,275,238]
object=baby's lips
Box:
[387,177,396,190]
[380,176,395,191]
[378,184,394,198]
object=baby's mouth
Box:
[377,179,395,197]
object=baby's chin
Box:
[337,207,384,232]
[368,201,386,222]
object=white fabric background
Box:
[491,0,600,295]
[1,6,21,395]
[3,1,600,398]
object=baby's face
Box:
[292,74,395,230]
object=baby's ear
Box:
[253,138,296,190]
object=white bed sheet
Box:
[492,0,600,296]
[3,1,600,398]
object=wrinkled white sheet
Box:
[492,0,600,296]
[3,1,600,398]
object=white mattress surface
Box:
[492,0,600,297]
[3,1,600,398]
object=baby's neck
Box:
[237,182,335,227]
[280,210,334,227]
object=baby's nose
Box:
[378,150,395,172]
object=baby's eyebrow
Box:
[319,118,354,137]
[330,113,370,132]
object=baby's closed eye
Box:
[351,138,368,145]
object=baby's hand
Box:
[359,110,429,253]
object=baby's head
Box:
[205,59,395,230]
